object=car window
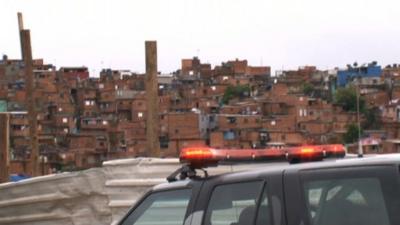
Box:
[121,189,191,225]
[303,178,390,225]
[203,181,267,225]
[256,188,272,225]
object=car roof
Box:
[151,154,400,192]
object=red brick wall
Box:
[197,98,219,113]
[81,89,97,100]
[10,116,28,126]
[217,115,261,130]
[381,106,396,122]
[382,141,400,153]
[80,118,109,130]
[99,90,115,102]
[392,90,400,99]
[117,100,132,111]
[167,113,202,139]
[210,132,224,148]
[200,64,212,78]
[220,106,242,114]
[49,102,74,114]
[0,89,7,99]
[13,137,30,146]
[364,91,389,107]
[299,121,332,135]
[159,95,171,112]
[61,71,89,80]
[227,59,248,74]
[270,83,289,96]
[14,90,26,102]
[124,121,146,140]
[262,102,291,115]
[239,130,260,142]
[132,98,147,111]
[181,59,193,75]
[246,66,271,76]
[268,131,305,145]
[69,136,96,149]
[10,161,31,175]
[262,115,296,132]
[0,67,5,77]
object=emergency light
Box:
[179,144,345,168]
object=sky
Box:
[1,0,400,76]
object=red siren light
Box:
[300,147,315,154]
[323,144,346,158]
[180,146,287,168]
[180,147,214,160]
[180,144,346,167]
[180,147,218,168]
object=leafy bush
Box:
[302,83,315,96]
[222,85,250,104]
[343,123,362,144]
[335,86,365,112]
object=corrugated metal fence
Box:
[0,157,264,225]
[0,158,180,225]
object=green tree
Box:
[302,83,315,96]
[362,107,381,129]
[335,86,365,112]
[222,85,250,104]
[343,123,362,144]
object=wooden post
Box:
[17,12,24,31]
[20,30,40,176]
[145,41,160,157]
[0,114,10,183]
[17,12,24,60]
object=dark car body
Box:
[118,154,400,225]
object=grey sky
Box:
[1,0,400,75]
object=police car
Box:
[117,145,400,225]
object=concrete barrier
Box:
[0,157,273,225]
[102,158,180,224]
[0,158,180,225]
[0,169,110,225]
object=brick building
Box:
[4,53,400,175]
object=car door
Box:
[190,171,285,225]
[118,180,203,225]
[284,165,400,225]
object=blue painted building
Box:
[337,63,382,87]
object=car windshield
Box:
[120,189,192,225]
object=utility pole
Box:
[17,12,29,175]
[19,13,40,175]
[17,12,24,59]
[17,12,24,31]
[145,41,160,157]
[356,77,363,158]
[0,113,10,183]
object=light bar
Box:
[180,147,218,168]
[180,144,346,168]
[180,147,213,159]
[180,146,287,168]
[300,148,315,154]
[321,144,346,158]
[286,146,324,163]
